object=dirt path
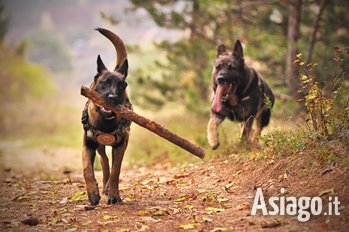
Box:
[0,154,348,231]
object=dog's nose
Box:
[217,76,227,84]
[108,94,117,101]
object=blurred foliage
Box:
[0,6,57,136]
[0,46,56,104]
[0,45,58,137]
[27,29,73,72]
[125,0,348,115]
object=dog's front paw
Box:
[210,142,220,150]
[88,192,101,206]
[107,196,123,205]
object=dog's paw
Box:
[107,196,123,205]
[211,142,220,150]
[88,192,101,206]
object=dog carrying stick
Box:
[81,86,205,159]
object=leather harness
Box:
[82,100,132,146]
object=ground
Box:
[0,148,348,232]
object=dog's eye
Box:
[103,79,112,85]
[118,81,127,90]
[215,64,221,70]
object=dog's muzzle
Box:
[217,76,238,85]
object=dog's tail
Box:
[96,27,127,70]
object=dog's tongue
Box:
[212,85,228,113]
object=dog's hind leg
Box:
[252,108,271,142]
[207,113,225,150]
[107,136,129,205]
[82,138,100,206]
[241,116,254,141]
[97,145,110,195]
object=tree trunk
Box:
[286,0,302,99]
[307,0,328,64]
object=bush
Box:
[263,48,349,164]
[0,46,56,104]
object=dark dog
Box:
[81,28,132,205]
[207,40,275,150]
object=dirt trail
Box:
[0,153,348,231]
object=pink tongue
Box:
[211,85,225,113]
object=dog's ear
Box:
[117,59,128,79]
[233,40,244,61]
[217,44,226,57]
[97,55,107,74]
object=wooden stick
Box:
[81,86,205,159]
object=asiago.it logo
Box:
[251,188,340,222]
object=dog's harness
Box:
[223,70,265,114]
[86,118,130,146]
[82,101,132,146]
[240,70,264,103]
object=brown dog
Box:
[207,40,274,150]
[81,28,132,205]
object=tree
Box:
[128,0,263,112]
[0,0,8,43]
[306,0,329,64]
[286,0,302,99]
[126,0,348,111]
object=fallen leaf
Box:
[319,188,334,197]
[12,194,29,202]
[179,223,196,229]
[71,191,87,202]
[237,203,250,211]
[102,214,117,220]
[137,210,152,216]
[198,189,207,193]
[175,197,186,202]
[59,197,68,204]
[261,219,281,228]
[247,220,256,225]
[224,182,235,193]
[189,215,198,223]
[152,209,169,216]
[235,170,242,175]
[218,198,229,203]
[184,204,194,209]
[205,207,225,214]
[139,216,160,223]
[170,207,181,214]
[321,167,334,176]
[67,228,77,232]
[202,215,212,222]
[61,218,69,224]
[211,227,229,232]
[174,173,191,179]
